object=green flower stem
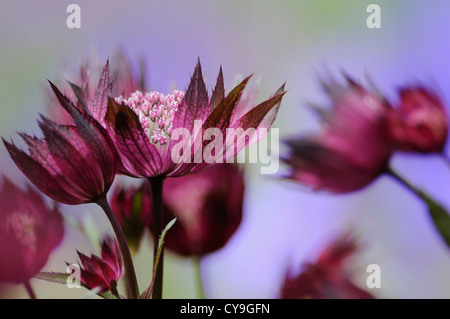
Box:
[24,281,36,299]
[387,167,450,248]
[149,176,165,299]
[387,167,424,199]
[194,257,205,299]
[97,196,139,299]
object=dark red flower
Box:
[2,82,117,205]
[150,164,244,256]
[0,176,64,284]
[77,237,122,294]
[284,76,394,193]
[281,234,374,299]
[106,59,285,178]
[110,181,152,251]
[388,86,448,153]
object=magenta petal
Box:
[38,117,105,199]
[76,238,122,292]
[91,255,117,283]
[225,90,285,159]
[210,66,224,110]
[101,239,122,272]
[0,177,64,283]
[68,102,116,186]
[2,139,85,205]
[173,59,209,133]
[80,270,110,292]
[284,138,385,193]
[17,133,95,201]
[233,89,285,131]
[18,133,61,176]
[49,81,87,117]
[204,75,252,131]
[115,107,162,177]
[68,81,89,112]
[90,60,113,123]
[105,99,143,177]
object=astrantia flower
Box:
[388,86,448,153]
[150,164,244,256]
[0,176,64,284]
[76,237,122,295]
[284,76,394,193]
[280,234,374,299]
[106,59,285,178]
[110,181,152,251]
[2,83,117,205]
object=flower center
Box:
[115,90,185,146]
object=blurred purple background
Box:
[1,0,450,298]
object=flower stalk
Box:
[97,196,139,299]
[24,281,36,299]
[194,257,205,299]
[149,176,165,299]
[387,167,450,248]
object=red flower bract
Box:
[106,59,285,178]
[280,234,374,299]
[46,50,140,125]
[2,82,117,205]
[150,164,245,256]
[284,76,394,193]
[77,237,122,294]
[0,176,64,284]
[388,86,448,153]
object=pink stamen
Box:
[116,90,185,146]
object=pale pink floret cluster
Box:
[115,90,185,146]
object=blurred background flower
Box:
[1,0,450,298]
[280,233,374,299]
[150,164,244,257]
[0,176,64,294]
[110,180,152,253]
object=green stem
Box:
[150,176,165,299]
[24,281,36,299]
[194,257,205,299]
[387,166,450,248]
[386,167,424,200]
[97,196,139,299]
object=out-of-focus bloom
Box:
[280,234,374,299]
[106,59,285,178]
[110,181,152,251]
[388,87,448,153]
[2,82,117,205]
[149,164,244,256]
[284,77,394,193]
[46,50,140,125]
[0,176,64,284]
[77,237,122,294]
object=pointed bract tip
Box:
[48,80,60,92]
[1,136,13,148]
[191,57,203,79]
